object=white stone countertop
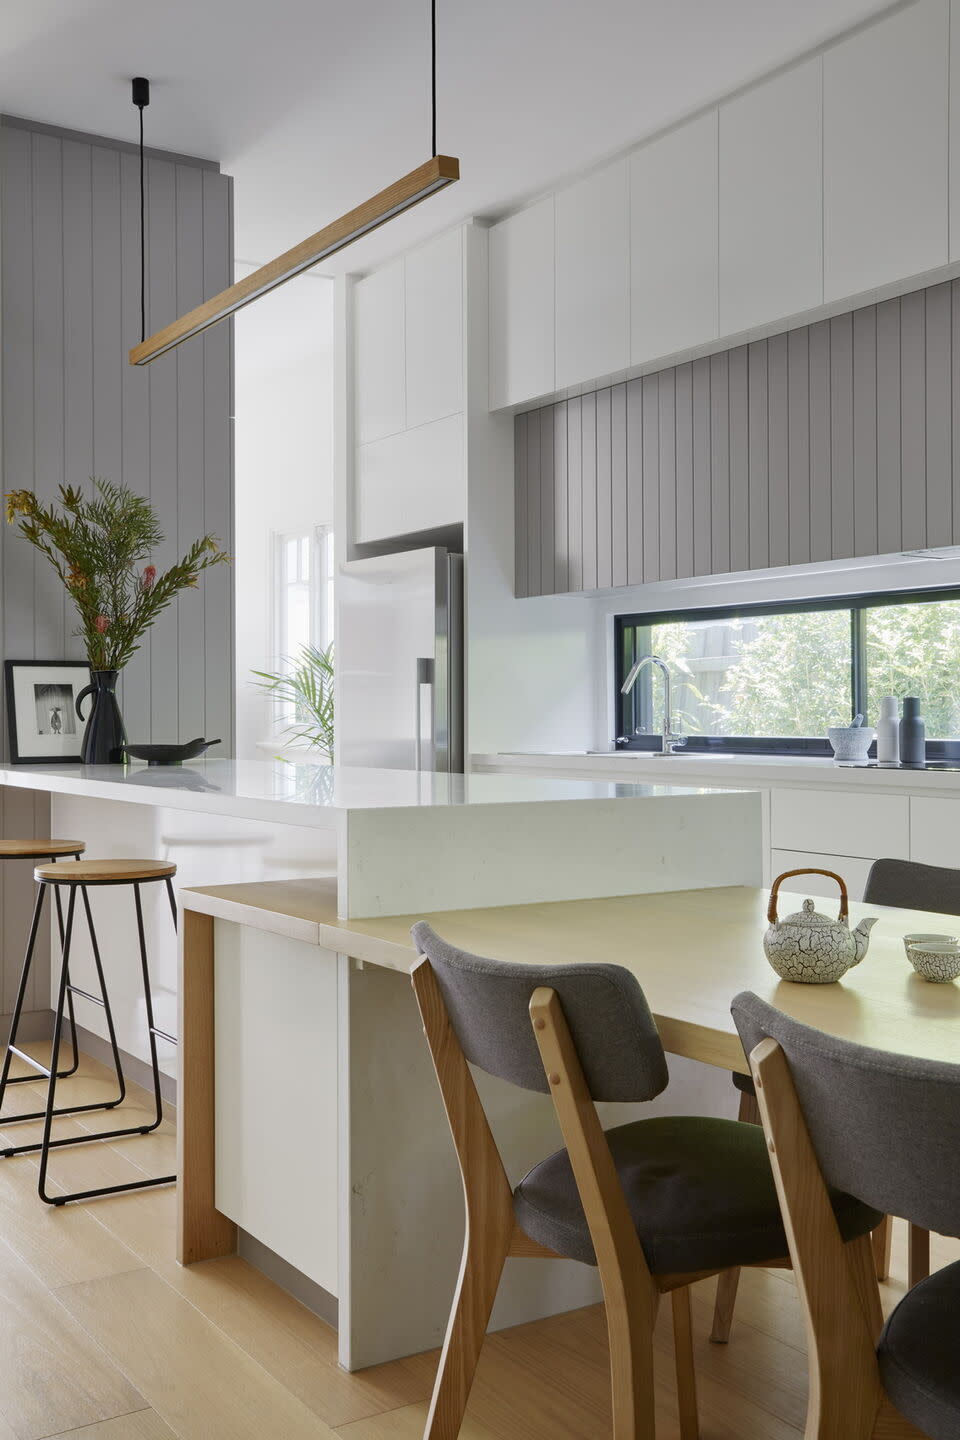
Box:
[0,758,745,827]
[475,750,960,794]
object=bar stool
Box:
[2,857,178,1206]
[0,839,92,1097]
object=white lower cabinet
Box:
[908,796,960,867]
[769,849,875,903]
[770,787,910,860]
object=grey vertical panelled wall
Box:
[0,117,235,750]
[0,117,233,1028]
[516,281,960,596]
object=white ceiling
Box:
[0,0,899,274]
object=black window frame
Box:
[614,583,960,760]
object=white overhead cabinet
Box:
[630,111,718,365]
[555,159,630,389]
[823,0,949,301]
[719,58,822,335]
[353,227,466,545]
[488,196,556,410]
[354,260,404,447]
[404,228,463,429]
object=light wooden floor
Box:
[0,1046,954,1440]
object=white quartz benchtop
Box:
[477,750,960,793]
[0,758,743,827]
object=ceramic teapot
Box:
[764,869,878,984]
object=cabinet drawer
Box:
[770,787,908,860]
[770,849,874,903]
[909,796,960,868]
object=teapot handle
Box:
[767,868,849,924]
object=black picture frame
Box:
[4,660,91,764]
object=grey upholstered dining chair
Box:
[733,990,960,1440]
[410,921,882,1440]
[864,856,960,1288]
[712,855,960,1342]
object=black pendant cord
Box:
[431,0,437,156]
[138,103,145,344]
[131,77,150,346]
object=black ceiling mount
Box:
[131,76,150,110]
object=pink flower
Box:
[94,615,109,634]
[142,565,157,591]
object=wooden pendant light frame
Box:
[129,153,460,366]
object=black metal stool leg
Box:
[36,876,176,1205]
[133,882,166,1134]
[37,885,77,1201]
[77,885,126,1108]
[0,884,48,1109]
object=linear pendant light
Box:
[130,2,459,366]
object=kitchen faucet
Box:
[620,654,687,754]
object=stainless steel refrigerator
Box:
[337,547,464,772]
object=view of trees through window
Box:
[623,594,960,742]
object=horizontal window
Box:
[616,586,960,758]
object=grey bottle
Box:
[899,695,926,768]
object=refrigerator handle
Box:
[414,658,436,772]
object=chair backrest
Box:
[732,990,960,1238]
[864,856,960,916]
[411,921,668,1103]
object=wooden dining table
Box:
[305,880,960,1072]
[179,877,960,1368]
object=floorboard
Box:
[0,1052,955,1440]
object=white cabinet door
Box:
[719,57,822,335]
[909,796,960,868]
[355,413,465,544]
[770,788,909,859]
[770,850,874,903]
[555,158,630,389]
[823,0,949,301]
[404,228,463,430]
[630,111,718,365]
[489,196,555,410]
[354,260,404,446]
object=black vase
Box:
[75,670,127,764]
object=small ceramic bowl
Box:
[827,725,877,762]
[903,931,959,959]
[906,942,960,983]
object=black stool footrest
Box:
[149,1026,178,1047]
[65,983,106,1008]
[6,1043,52,1078]
[49,1172,176,1206]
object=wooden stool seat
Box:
[0,840,85,860]
[34,858,177,885]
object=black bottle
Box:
[899,695,926,768]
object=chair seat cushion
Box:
[514,1115,882,1276]
[878,1260,960,1440]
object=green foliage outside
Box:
[5,479,229,671]
[650,600,960,739]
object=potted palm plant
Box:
[6,479,230,762]
[251,643,335,762]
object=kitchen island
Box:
[0,760,762,1368]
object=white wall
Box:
[233,267,335,760]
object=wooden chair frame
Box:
[749,1036,929,1440]
[710,1091,894,1344]
[411,958,788,1440]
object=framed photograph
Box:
[4,660,91,764]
